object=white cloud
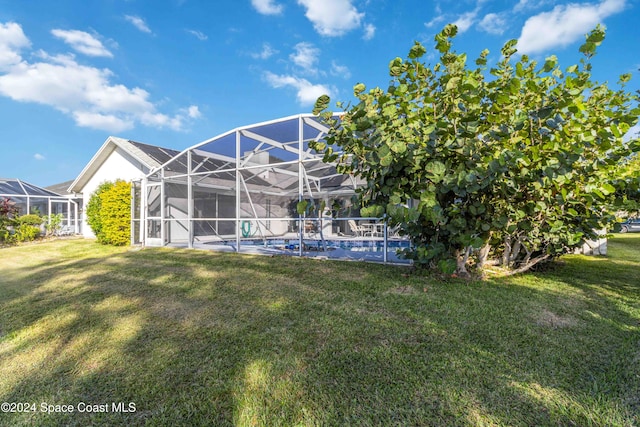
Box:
[251,0,284,15]
[124,15,152,34]
[34,153,45,160]
[514,0,531,12]
[290,42,320,74]
[0,22,31,71]
[51,29,113,57]
[263,71,332,105]
[297,0,364,36]
[517,0,626,55]
[251,42,278,60]
[479,13,507,35]
[363,23,376,40]
[0,22,197,133]
[453,10,478,33]
[186,105,201,118]
[330,61,351,79]
[73,111,133,133]
[425,14,446,29]
[186,29,207,41]
[513,0,553,13]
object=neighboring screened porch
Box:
[136,114,409,263]
[0,178,81,234]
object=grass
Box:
[0,235,638,426]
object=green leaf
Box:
[516,62,524,78]
[601,183,616,195]
[592,189,605,199]
[389,194,402,205]
[408,42,427,59]
[389,57,404,76]
[437,259,457,275]
[579,42,596,57]
[296,200,308,215]
[361,204,385,218]
[500,39,518,58]
[425,161,446,178]
[445,77,460,91]
[610,123,622,138]
[312,95,330,115]
[380,155,392,167]
[391,142,407,154]
[312,141,326,151]
[378,144,391,158]
[586,25,605,44]
[509,77,521,93]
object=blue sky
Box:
[1,0,638,187]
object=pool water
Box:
[233,239,410,252]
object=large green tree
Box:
[312,24,640,276]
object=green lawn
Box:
[0,236,638,426]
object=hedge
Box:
[87,180,131,246]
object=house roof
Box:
[45,180,76,196]
[67,136,179,194]
[0,178,63,197]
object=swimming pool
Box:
[207,238,410,252]
[199,238,412,264]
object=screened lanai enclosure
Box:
[0,178,80,234]
[134,114,410,263]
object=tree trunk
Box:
[509,236,522,266]
[502,236,512,267]
[477,242,491,269]
[502,254,550,276]
[455,247,471,278]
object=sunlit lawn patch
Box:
[1,235,638,426]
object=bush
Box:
[14,225,41,242]
[87,180,131,246]
[0,198,18,243]
[86,181,115,242]
[46,213,64,236]
[313,25,640,276]
[16,214,43,227]
[100,181,132,246]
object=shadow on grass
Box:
[0,238,638,426]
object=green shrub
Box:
[87,181,115,242]
[0,198,18,244]
[46,213,64,236]
[1,232,15,243]
[16,214,43,227]
[87,180,131,246]
[15,225,41,242]
[100,180,131,246]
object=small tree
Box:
[313,25,640,276]
[100,180,132,246]
[87,180,131,245]
[46,213,64,236]
[0,198,18,243]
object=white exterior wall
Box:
[79,148,149,238]
[575,229,608,256]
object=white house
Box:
[68,136,179,238]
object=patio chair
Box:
[304,220,317,237]
[388,225,401,238]
[348,219,367,237]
